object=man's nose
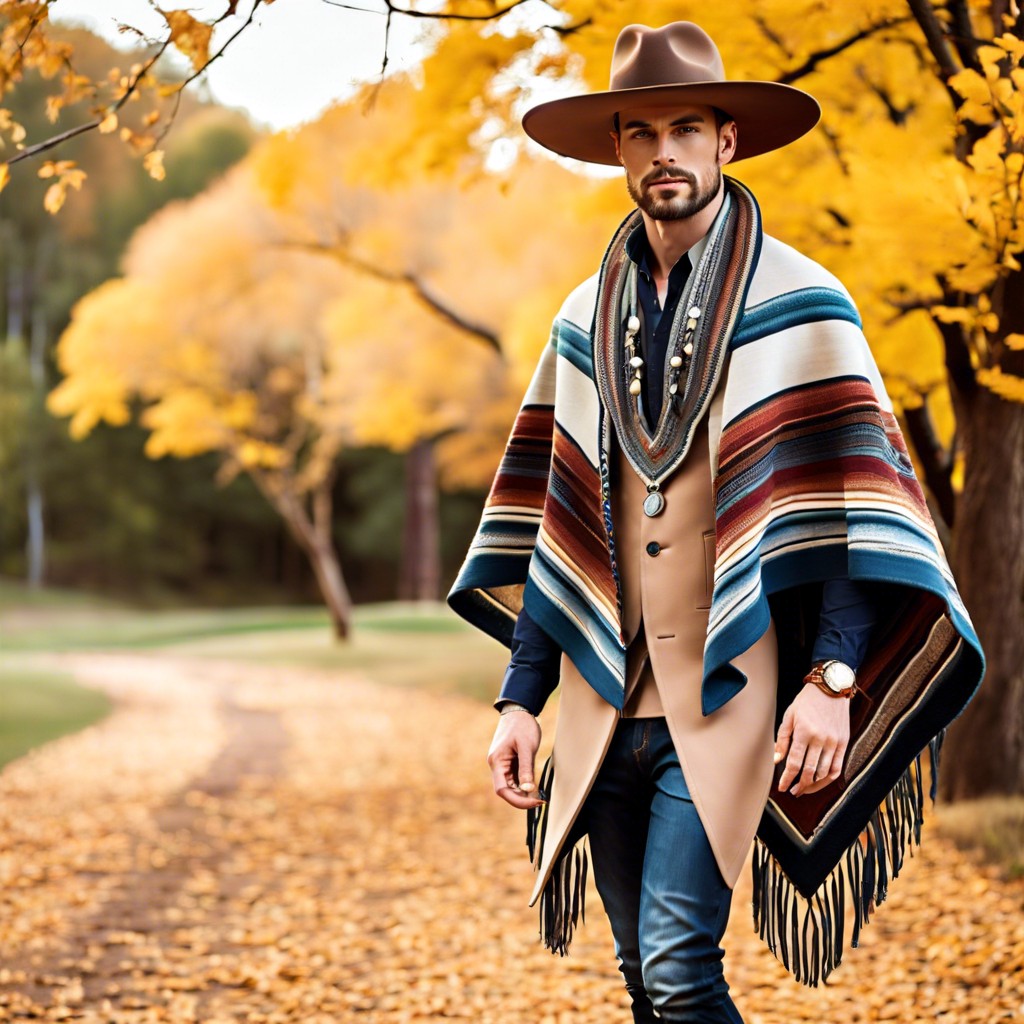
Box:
[653,132,676,165]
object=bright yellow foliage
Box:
[50,165,351,500]
[160,10,213,72]
[49,0,1024,501]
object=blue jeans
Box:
[580,717,744,1023]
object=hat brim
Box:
[521,81,821,164]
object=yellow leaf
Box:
[950,69,991,106]
[932,306,972,325]
[161,9,213,72]
[143,150,166,182]
[1004,333,1024,350]
[978,45,1008,80]
[978,366,1024,402]
[0,164,8,193]
[98,111,118,134]
[43,182,66,215]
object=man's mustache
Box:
[643,170,696,187]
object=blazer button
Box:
[646,541,661,557]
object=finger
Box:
[488,747,518,796]
[496,785,546,810]
[774,707,794,764]
[516,738,538,794]
[778,742,806,791]
[813,741,837,782]
[824,741,846,781]
[791,743,824,795]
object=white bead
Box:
[627,315,640,332]
[669,355,683,368]
[686,318,697,331]
[630,355,644,368]
[688,306,701,318]
[669,383,678,395]
[684,342,693,355]
[629,377,642,396]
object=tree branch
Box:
[6,34,169,167]
[776,16,912,84]
[5,0,265,170]
[905,0,963,95]
[283,239,502,352]
[321,0,535,23]
[946,0,980,70]
[858,70,916,124]
[934,275,979,398]
[154,0,265,147]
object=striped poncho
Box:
[448,176,985,985]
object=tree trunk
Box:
[25,255,47,589]
[938,387,1024,799]
[398,438,440,602]
[261,481,354,641]
[305,536,354,640]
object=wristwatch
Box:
[803,659,857,698]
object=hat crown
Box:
[610,22,726,92]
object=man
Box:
[448,21,984,1022]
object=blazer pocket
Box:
[698,528,715,609]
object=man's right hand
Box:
[487,710,545,809]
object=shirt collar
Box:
[624,206,721,282]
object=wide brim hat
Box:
[522,22,821,165]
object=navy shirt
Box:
[626,223,692,431]
[497,225,876,714]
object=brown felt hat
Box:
[522,22,820,165]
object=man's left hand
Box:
[773,686,851,797]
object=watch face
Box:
[823,661,856,691]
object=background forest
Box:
[4,0,1020,795]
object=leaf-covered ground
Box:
[0,654,1020,1023]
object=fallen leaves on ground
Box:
[0,653,1020,1023]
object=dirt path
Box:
[0,654,1020,1023]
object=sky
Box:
[52,0,438,131]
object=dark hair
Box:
[612,106,733,133]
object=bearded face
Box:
[625,159,722,221]
[612,104,733,222]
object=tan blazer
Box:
[530,416,779,904]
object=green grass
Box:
[0,660,112,769]
[137,602,511,704]
[0,591,510,740]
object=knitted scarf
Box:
[448,176,985,986]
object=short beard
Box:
[626,161,722,221]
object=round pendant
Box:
[643,491,665,517]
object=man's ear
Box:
[609,130,623,164]
[718,121,738,167]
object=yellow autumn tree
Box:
[249,87,623,599]
[48,164,366,636]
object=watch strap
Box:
[803,662,856,698]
